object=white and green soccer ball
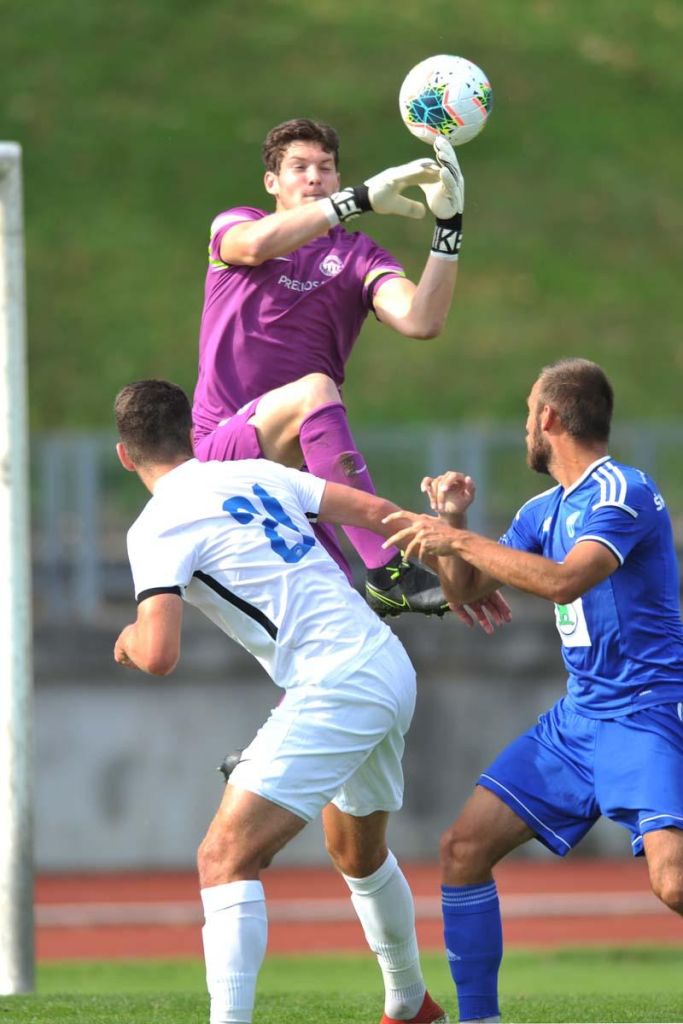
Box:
[399,54,493,146]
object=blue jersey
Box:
[500,456,683,718]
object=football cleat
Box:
[365,558,449,618]
[380,991,448,1023]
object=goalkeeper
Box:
[192,118,465,617]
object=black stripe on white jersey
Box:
[193,570,278,640]
[137,585,182,603]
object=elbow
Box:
[548,580,583,605]
[146,648,179,677]
[410,320,444,341]
[147,660,176,677]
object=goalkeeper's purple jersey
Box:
[500,456,683,718]
[193,206,405,439]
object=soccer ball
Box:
[399,54,493,146]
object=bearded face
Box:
[526,407,552,475]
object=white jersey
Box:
[126,458,392,689]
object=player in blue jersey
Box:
[383,358,683,1023]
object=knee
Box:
[439,818,490,885]
[439,820,470,874]
[297,373,341,415]
[197,828,271,888]
[650,874,683,915]
[325,833,387,879]
[197,829,230,887]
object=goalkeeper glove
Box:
[420,137,465,260]
[323,158,439,225]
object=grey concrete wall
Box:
[34,593,630,871]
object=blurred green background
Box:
[1,0,681,431]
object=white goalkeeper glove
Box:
[365,158,440,218]
[420,137,465,260]
[323,158,439,225]
[420,137,464,218]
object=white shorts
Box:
[229,632,416,821]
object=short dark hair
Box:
[536,358,614,443]
[261,118,340,173]
[114,379,193,466]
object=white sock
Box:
[343,851,425,1019]
[200,880,267,1024]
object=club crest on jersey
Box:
[320,254,344,277]
[565,510,581,538]
[555,602,578,635]
[554,597,592,647]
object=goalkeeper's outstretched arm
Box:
[219,158,440,267]
[372,137,464,339]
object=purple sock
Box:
[299,402,397,569]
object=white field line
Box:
[36,891,668,929]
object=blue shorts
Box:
[479,697,683,857]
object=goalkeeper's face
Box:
[264,142,341,211]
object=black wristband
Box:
[329,185,372,223]
[431,212,463,260]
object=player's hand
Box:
[114,646,138,669]
[421,471,475,519]
[451,591,512,634]
[382,510,458,561]
[419,137,464,218]
[114,624,140,670]
[364,158,440,219]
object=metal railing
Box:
[31,423,683,622]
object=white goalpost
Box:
[0,142,34,994]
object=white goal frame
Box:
[0,142,34,994]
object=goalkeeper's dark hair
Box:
[536,358,614,443]
[262,118,340,173]
[114,379,194,466]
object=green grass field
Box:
[4,948,682,1023]
[2,0,682,430]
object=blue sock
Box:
[442,881,502,1021]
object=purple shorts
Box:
[193,399,262,462]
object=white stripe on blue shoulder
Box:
[562,455,611,499]
[575,534,624,565]
[591,461,637,517]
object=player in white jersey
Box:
[384,359,683,1023]
[113,379,459,1024]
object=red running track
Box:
[35,859,683,960]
